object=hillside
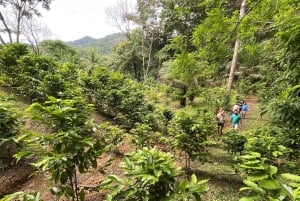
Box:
[66,33,126,54]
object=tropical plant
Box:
[15,97,111,201]
[243,125,291,168]
[161,108,174,135]
[129,123,161,149]
[223,129,247,155]
[168,110,214,170]
[269,85,300,160]
[100,147,209,201]
[15,54,57,101]
[239,152,300,201]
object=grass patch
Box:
[203,179,242,201]
[188,145,244,201]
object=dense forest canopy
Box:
[0,0,299,201]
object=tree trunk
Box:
[179,85,187,107]
[0,12,13,44]
[227,0,246,92]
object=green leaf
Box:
[279,85,300,100]
[111,184,124,196]
[242,180,265,194]
[191,174,197,184]
[33,157,51,171]
[248,173,269,182]
[154,169,162,177]
[13,151,31,162]
[64,186,74,197]
[107,175,125,184]
[268,166,278,176]
[281,173,300,182]
[258,179,280,190]
[78,163,85,173]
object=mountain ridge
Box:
[66,32,126,54]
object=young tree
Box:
[17,97,112,201]
[100,147,209,200]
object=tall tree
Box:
[0,0,52,44]
[227,0,246,92]
[159,0,207,52]
[134,0,164,80]
[107,0,165,80]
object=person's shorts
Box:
[218,122,224,128]
[232,123,239,129]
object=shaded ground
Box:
[0,161,34,196]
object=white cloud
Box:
[41,0,122,41]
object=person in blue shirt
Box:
[230,110,242,130]
[241,102,249,118]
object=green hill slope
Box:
[66,33,126,54]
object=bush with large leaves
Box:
[100,147,209,201]
[239,152,300,201]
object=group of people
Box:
[216,100,249,134]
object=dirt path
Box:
[223,95,259,132]
[240,95,259,130]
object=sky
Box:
[41,0,121,41]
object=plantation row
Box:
[0,43,300,201]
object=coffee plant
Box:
[0,43,29,87]
[81,67,153,129]
[100,147,208,201]
[15,97,112,201]
[168,110,214,170]
[0,100,22,169]
[223,129,247,155]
